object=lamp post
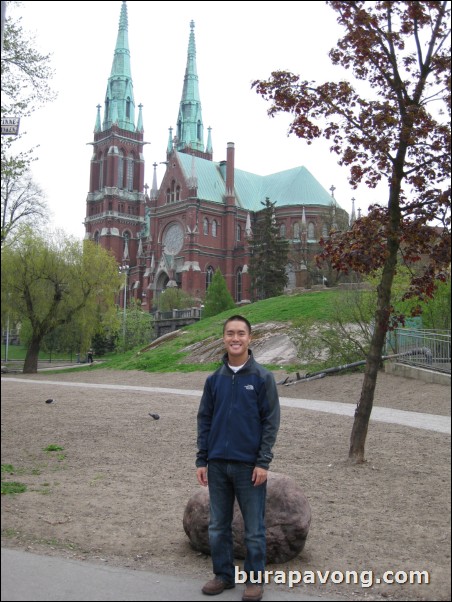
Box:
[119,264,129,351]
[4,312,10,362]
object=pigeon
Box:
[45,399,54,404]
[149,413,160,420]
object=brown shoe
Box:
[242,583,264,602]
[202,576,235,595]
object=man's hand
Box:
[252,467,268,487]
[197,466,208,487]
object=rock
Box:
[183,472,311,563]
[180,323,299,366]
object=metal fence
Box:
[153,308,202,321]
[386,328,451,374]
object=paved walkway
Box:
[3,377,450,434]
[1,375,449,601]
[1,548,328,602]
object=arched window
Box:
[293,223,300,239]
[94,231,100,245]
[203,218,209,235]
[176,185,181,202]
[123,231,131,256]
[126,97,131,119]
[118,150,124,189]
[307,222,316,240]
[166,188,171,203]
[212,220,218,237]
[322,224,329,238]
[99,151,107,190]
[127,155,134,192]
[236,224,241,241]
[236,268,243,302]
[206,266,214,290]
[170,180,176,203]
[280,224,286,238]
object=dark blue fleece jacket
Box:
[196,351,280,470]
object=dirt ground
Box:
[1,368,450,601]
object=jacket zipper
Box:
[224,373,235,457]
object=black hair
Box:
[223,315,252,334]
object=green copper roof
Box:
[177,153,337,210]
[102,1,137,133]
[176,21,205,152]
[235,166,336,210]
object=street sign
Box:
[1,117,20,135]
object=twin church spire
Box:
[96,0,138,133]
[174,20,211,156]
[95,3,211,158]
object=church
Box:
[84,1,351,310]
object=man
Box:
[196,315,280,602]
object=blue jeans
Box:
[207,460,267,584]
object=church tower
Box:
[84,0,146,269]
[167,20,213,161]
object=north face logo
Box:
[244,384,255,391]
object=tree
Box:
[203,268,236,318]
[253,1,451,462]
[1,168,49,244]
[1,227,121,373]
[1,4,56,180]
[157,287,196,311]
[249,198,289,300]
[419,278,451,330]
[119,300,154,352]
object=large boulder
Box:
[183,472,311,563]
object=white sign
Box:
[1,117,20,135]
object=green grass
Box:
[1,465,28,495]
[1,464,15,475]
[105,289,341,373]
[1,345,78,362]
[43,444,64,453]
[1,481,27,495]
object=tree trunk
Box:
[23,336,42,374]
[348,243,398,462]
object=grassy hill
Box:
[105,289,341,373]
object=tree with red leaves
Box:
[253,1,451,463]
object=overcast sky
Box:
[10,0,383,239]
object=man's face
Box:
[223,320,252,362]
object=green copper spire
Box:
[206,126,213,155]
[102,1,136,132]
[94,104,101,133]
[167,127,174,154]
[136,103,143,132]
[176,21,204,153]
